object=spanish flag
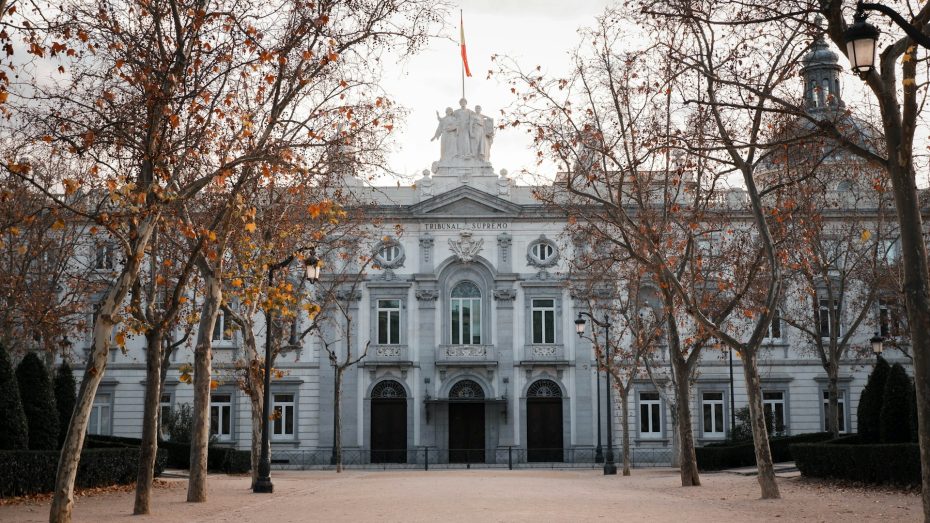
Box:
[460,11,472,77]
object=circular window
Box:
[527,236,559,268]
[373,238,405,269]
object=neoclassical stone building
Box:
[85,40,910,467]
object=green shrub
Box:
[0,343,28,450]
[879,363,912,443]
[695,432,833,471]
[857,357,889,442]
[0,447,167,497]
[16,353,59,450]
[162,402,194,443]
[54,363,77,448]
[791,441,921,486]
[88,434,250,474]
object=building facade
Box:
[78,40,910,467]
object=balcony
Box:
[519,344,569,366]
[436,344,498,366]
[363,345,412,367]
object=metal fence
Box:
[268,447,674,471]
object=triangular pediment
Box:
[410,185,522,217]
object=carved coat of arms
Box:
[449,232,484,263]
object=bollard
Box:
[508,446,512,470]
[424,447,429,471]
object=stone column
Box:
[493,287,517,451]
[415,288,438,449]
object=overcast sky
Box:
[377,0,614,185]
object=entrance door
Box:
[526,379,564,462]
[449,402,485,463]
[370,380,407,463]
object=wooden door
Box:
[371,399,407,463]
[527,399,563,462]
[448,402,485,463]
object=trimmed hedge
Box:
[791,441,921,486]
[88,435,250,474]
[0,447,167,497]
[16,353,59,450]
[696,432,833,471]
[0,342,28,450]
[54,363,77,449]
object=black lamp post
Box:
[575,312,617,475]
[254,252,321,494]
[576,314,603,463]
[870,331,885,360]
[843,2,930,76]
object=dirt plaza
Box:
[0,468,921,522]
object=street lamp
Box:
[576,312,617,475]
[870,331,884,358]
[843,2,930,76]
[254,252,320,494]
[575,316,603,464]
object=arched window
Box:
[527,379,562,398]
[451,281,481,345]
[371,380,406,399]
[449,380,485,399]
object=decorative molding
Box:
[449,231,484,263]
[419,234,434,264]
[497,233,512,263]
[444,345,487,358]
[526,235,560,269]
[493,288,517,301]
[372,236,405,269]
[415,289,439,301]
[335,289,362,302]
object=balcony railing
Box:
[436,344,497,365]
[364,345,411,366]
[521,344,567,364]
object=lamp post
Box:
[577,315,603,463]
[870,331,885,361]
[843,2,930,76]
[254,252,321,494]
[575,312,617,475]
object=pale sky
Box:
[377,0,614,185]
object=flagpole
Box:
[460,9,465,100]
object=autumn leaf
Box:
[231,278,243,287]
[244,222,257,233]
[115,331,126,347]
[51,219,66,231]
[860,230,872,242]
[0,91,7,104]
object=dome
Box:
[802,36,840,67]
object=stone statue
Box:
[431,107,458,162]
[452,98,474,159]
[419,168,433,197]
[433,98,495,166]
[497,168,510,196]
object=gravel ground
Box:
[0,468,921,522]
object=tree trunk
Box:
[673,361,700,486]
[187,269,220,503]
[249,384,262,489]
[49,220,155,523]
[827,365,840,438]
[133,330,163,514]
[334,368,343,473]
[620,389,631,476]
[741,351,780,499]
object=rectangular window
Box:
[451,298,481,344]
[764,309,782,340]
[818,299,840,339]
[702,392,725,437]
[822,390,846,433]
[272,393,296,439]
[879,298,903,338]
[762,391,787,436]
[88,392,112,435]
[212,312,233,343]
[159,393,172,438]
[639,392,662,437]
[94,243,114,270]
[377,299,401,345]
[531,299,556,344]
[210,393,232,440]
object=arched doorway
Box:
[526,379,564,462]
[448,379,485,463]
[370,380,407,463]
